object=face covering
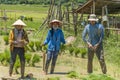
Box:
[53,26,58,30]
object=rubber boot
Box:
[21,62,25,78]
[50,65,55,74]
[44,62,50,75]
[9,63,14,76]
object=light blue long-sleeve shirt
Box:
[82,23,104,46]
[44,28,66,51]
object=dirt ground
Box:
[0,36,120,80]
[0,36,77,80]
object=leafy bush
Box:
[0,49,10,66]
[42,45,47,51]
[80,48,87,58]
[34,41,42,51]
[25,53,32,66]
[67,71,79,79]
[82,74,115,80]
[60,44,66,54]
[68,47,74,56]
[0,30,7,35]
[30,54,41,66]
[24,45,31,52]
[28,41,35,52]
[3,35,9,45]
[74,48,80,57]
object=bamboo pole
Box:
[93,0,96,14]
[72,2,78,36]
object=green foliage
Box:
[42,45,47,51]
[28,41,35,52]
[24,45,31,52]
[82,74,115,80]
[3,35,9,45]
[67,71,79,79]
[60,44,66,54]
[47,77,60,80]
[104,33,120,67]
[0,0,87,5]
[74,48,80,57]
[80,48,87,58]
[0,49,10,66]
[30,54,41,66]
[34,41,42,51]
[68,47,74,56]
[25,53,32,66]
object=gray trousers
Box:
[9,47,25,77]
[45,50,59,74]
[87,45,107,74]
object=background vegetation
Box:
[0,0,87,5]
[0,0,120,79]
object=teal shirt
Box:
[82,23,104,46]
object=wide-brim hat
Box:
[12,19,27,26]
[88,14,98,21]
[49,19,62,27]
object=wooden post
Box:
[58,2,62,21]
[66,6,70,30]
[91,6,93,14]
[72,2,78,36]
[3,9,8,35]
[93,0,96,14]
[47,0,55,25]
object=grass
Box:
[0,4,48,30]
[81,74,115,80]
[0,4,120,80]
[0,4,49,12]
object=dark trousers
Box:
[87,45,107,74]
[9,47,25,77]
[45,51,59,74]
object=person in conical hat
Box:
[41,19,65,75]
[9,19,29,78]
[49,19,62,28]
[82,14,107,74]
[12,19,27,26]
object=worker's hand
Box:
[41,43,45,47]
[18,40,28,46]
[13,41,18,44]
[17,40,24,43]
[93,43,99,51]
[87,42,93,49]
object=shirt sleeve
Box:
[82,25,88,43]
[24,30,29,43]
[98,24,104,44]
[60,30,66,44]
[9,30,14,44]
[44,30,51,45]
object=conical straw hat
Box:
[49,19,62,28]
[12,19,26,26]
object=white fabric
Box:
[88,14,98,21]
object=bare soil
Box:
[0,36,120,80]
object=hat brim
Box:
[12,24,26,26]
[88,19,97,21]
[49,20,62,28]
[12,19,27,27]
